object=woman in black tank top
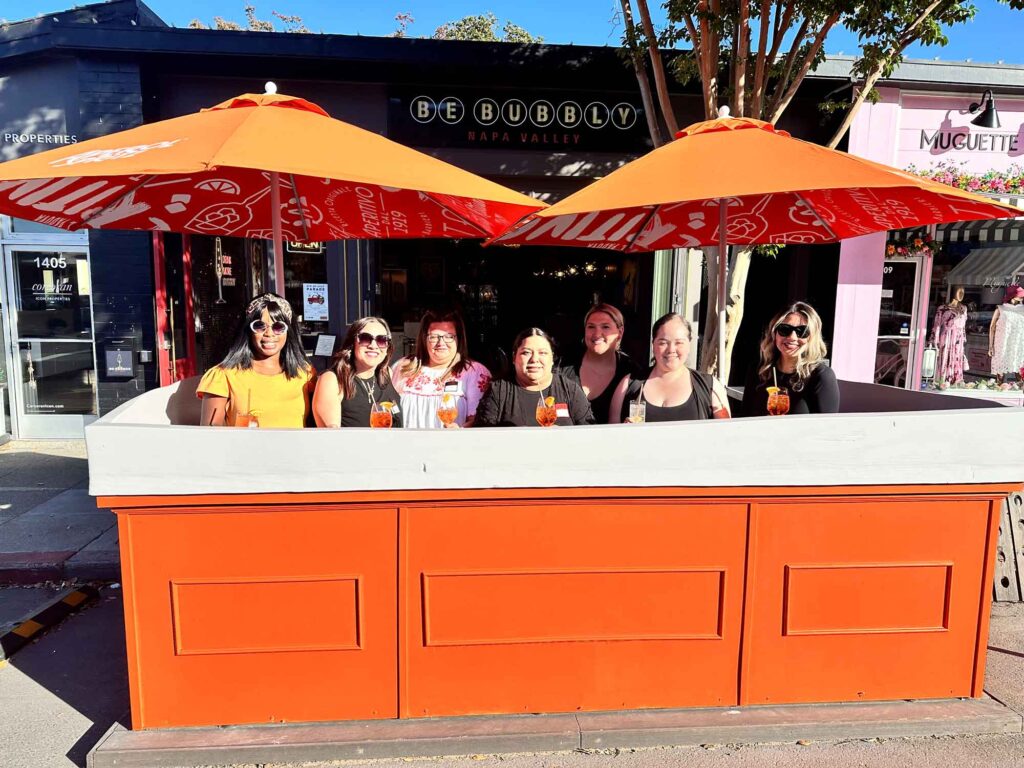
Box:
[564,303,640,423]
[609,313,731,423]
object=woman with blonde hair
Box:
[741,301,840,416]
[564,303,641,424]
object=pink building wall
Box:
[834,89,1024,382]
[831,88,900,382]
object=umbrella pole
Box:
[717,200,728,383]
[270,171,285,295]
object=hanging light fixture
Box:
[969,89,1001,129]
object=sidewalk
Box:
[0,440,118,584]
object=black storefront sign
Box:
[104,342,135,378]
[389,89,651,152]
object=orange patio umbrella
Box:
[490,108,1021,372]
[0,84,545,290]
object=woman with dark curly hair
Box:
[197,293,315,428]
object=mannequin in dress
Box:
[989,285,1024,381]
[931,286,969,384]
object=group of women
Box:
[197,293,841,429]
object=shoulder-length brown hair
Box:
[398,308,474,380]
[758,301,828,385]
[329,317,394,400]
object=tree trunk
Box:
[721,247,752,383]
[699,247,720,375]
[620,0,666,146]
[699,246,752,381]
[635,0,679,136]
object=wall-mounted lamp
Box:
[969,89,1001,129]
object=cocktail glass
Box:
[370,402,393,428]
[627,399,646,424]
[437,393,458,426]
[535,395,557,427]
[767,387,790,416]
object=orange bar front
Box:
[110,485,1006,729]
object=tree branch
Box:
[765,16,810,120]
[765,3,795,69]
[769,12,840,123]
[826,0,949,149]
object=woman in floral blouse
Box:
[392,309,491,428]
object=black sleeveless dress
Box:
[341,375,404,428]
[618,369,715,422]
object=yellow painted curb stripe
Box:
[62,591,88,607]
[11,619,44,638]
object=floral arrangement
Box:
[928,377,1024,392]
[886,231,940,258]
[906,160,1024,197]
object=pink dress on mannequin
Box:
[930,303,968,384]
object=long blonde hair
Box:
[758,302,828,385]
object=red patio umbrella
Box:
[491,109,1021,373]
[0,84,545,291]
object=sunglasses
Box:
[775,323,810,339]
[357,332,391,347]
[250,319,289,335]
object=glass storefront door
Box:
[0,245,98,437]
[874,258,922,388]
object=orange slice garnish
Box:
[765,386,780,396]
[544,396,555,406]
[379,401,395,410]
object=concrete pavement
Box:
[0,440,118,583]
[0,598,1022,767]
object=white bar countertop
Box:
[86,378,1024,497]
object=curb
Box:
[0,584,100,660]
[87,696,1023,768]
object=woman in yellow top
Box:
[197,293,315,428]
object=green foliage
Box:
[432,12,542,42]
[629,0,1023,128]
[188,4,309,33]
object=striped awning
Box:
[945,245,1024,287]
[936,195,1024,242]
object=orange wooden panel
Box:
[121,506,397,728]
[171,577,361,654]
[743,498,992,705]
[403,501,748,717]
[423,569,723,645]
[783,564,951,635]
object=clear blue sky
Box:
[6,0,1024,65]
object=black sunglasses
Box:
[250,319,288,335]
[357,332,391,347]
[775,323,810,339]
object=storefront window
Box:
[12,250,93,339]
[283,244,329,355]
[17,340,97,415]
[10,217,67,235]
